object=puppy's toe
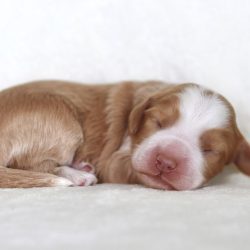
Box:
[72,161,95,173]
[69,169,97,187]
[76,172,97,186]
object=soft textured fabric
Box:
[0,166,250,250]
[0,1,250,249]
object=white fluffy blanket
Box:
[0,1,250,249]
[0,166,250,250]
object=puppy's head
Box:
[129,83,250,190]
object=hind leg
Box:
[0,166,73,188]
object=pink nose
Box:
[155,155,177,173]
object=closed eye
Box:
[202,147,213,155]
[156,119,162,129]
[202,149,220,156]
[149,115,163,129]
[203,149,212,153]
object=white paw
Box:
[55,166,97,186]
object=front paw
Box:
[55,166,97,186]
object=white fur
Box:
[132,85,230,189]
[178,85,230,132]
[119,135,132,152]
[53,177,73,187]
[56,166,97,186]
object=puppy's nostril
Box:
[155,155,176,173]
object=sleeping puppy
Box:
[0,80,249,190]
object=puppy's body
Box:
[0,81,141,187]
[0,80,249,190]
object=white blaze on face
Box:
[179,86,230,133]
[132,85,230,189]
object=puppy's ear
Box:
[234,138,250,175]
[128,98,151,135]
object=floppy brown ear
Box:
[128,98,150,135]
[234,139,250,175]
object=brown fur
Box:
[0,167,69,188]
[0,80,249,188]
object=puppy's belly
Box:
[0,92,83,172]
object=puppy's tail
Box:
[0,166,73,188]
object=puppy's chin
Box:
[136,171,204,191]
[135,172,175,190]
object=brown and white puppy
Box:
[0,80,249,190]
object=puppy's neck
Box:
[96,81,166,183]
[96,82,136,182]
[74,81,166,183]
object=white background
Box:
[0,0,249,137]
